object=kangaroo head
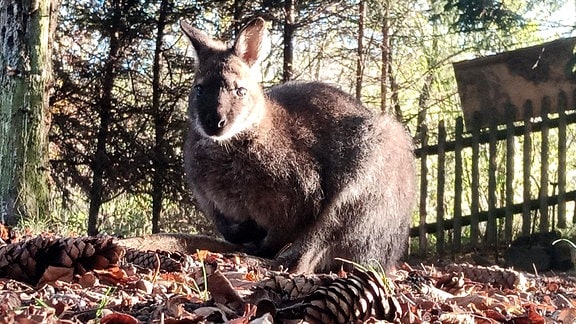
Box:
[181,18,267,141]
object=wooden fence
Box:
[410,90,576,255]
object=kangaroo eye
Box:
[235,87,247,97]
[194,84,203,97]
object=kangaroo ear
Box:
[234,18,267,67]
[181,21,221,57]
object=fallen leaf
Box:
[245,313,274,324]
[78,272,98,288]
[438,312,477,323]
[37,266,74,286]
[94,266,129,284]
[546,282,560,293]
[164,318,205,324]
[227,303,258,324]
[446,294,500,310]
[555,308,576,323]
[525,303,546,323]
[165,295,198,319]
[100,312,139,324]
[207,271,244,307]
[511,304,545,324]
[0,291,22,311]
[0,224,9,241]
[244,271,258,282]
[193,306,228,322]
[483,309,507,321]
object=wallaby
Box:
[181,17,416,273]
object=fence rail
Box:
[410,90,576,255]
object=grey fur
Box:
[181,18,416,273]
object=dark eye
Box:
[235,87,247,97]
[194,84,203,97]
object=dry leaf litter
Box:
[0,230,575,323]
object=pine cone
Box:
[436,271,467,295]
[444,263,531,290]
[278,269,400,323]
[0,236,123,285]
[123,248,192,272]
[259,272,338,300]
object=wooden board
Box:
[453,37,576,130]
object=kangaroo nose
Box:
[200,112,228,136]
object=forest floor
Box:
[0,230,575,323]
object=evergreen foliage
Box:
[5,0,570,238]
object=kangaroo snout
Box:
[199,111,228,136]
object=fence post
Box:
[453,117,464,252]
[505,105,516,242]
[436,121,446,255]
[557,91,567,228]
[418,125,428,255]
[522,101,533,235]
[539,97,550,232]
[487,110,498,245]
[471,112,481,247]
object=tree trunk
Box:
[380,2,390,114]
[355,0,365,100]
[232,0,247,35]
[388,63,402,120]
[282,0,295,82]
[0,0,58,225]
[87,0,122,235]
[416,73,433,130]
[151,0,169,234]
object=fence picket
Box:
[453,117,464,252]
[539,97,550,232]
[470,112,481,247]
[436,121,446,254]
[522,102,533,236]
[418,125,428,254]
[487,111,498,245]
[505,105,515,242]
[558,91,567,228]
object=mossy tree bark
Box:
[0,0,58,225]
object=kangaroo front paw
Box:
[274,244,329,274]
[268,245,300,271]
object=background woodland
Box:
[1,0,575,253]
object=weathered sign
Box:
[453,37,576,130]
